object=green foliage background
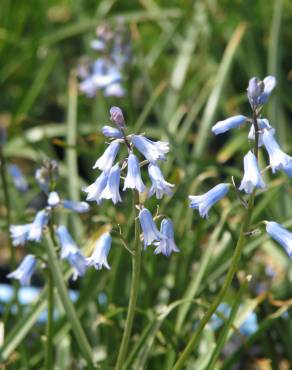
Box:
[0,0,292,369]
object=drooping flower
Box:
[239,151,266,194]
[123,153,146,193]
[27,210,49,242]
[9,164,28,192]
[102,125,123,139]
[189,183,230,218]
[7,255,36,286]
[262,129,292,177]
[248,118,275,147]
[148,164,174,199]
[48,191,61,207]
[86,232,112,270]
[92,141,120,173]
[63,200,90,213]
[265,221,292,257]
[211,115,246,135]
[154,219,180,256]
[138,208,165,248]
[247,76,276,109]
[10,224,32,246]
[132,135,169,163]
[100,164,122,204]
[56,226,87,279]
[83,172,108,205]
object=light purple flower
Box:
[265,221,292,257]
[110,106,125,129]
[148,164,174,199]
[100,164,122,204]
[138,208,165,248]
[56,226,87,279]
[10,224,32,246]
[101,126,123,139]
[92,141,120,173]
[27,210,49,242]
[104,83,125,97]
[123,153,146,193]
[92,59,122,89]
[132,135,169,163]
[154,219,180,257]
[9,164,28,192]
[7,255,36,286]
[48,191,61,207]
[262,129,292,177]
[90,39,106,51]
[211,115,246,135]
[83,172,108,205]
[86,232,112,270]
[63,200,90,213]
[189,183,230,218]
[239,151,266,194]
[79,77,97,98]
[248,118,275,147]
[258,76,277,105]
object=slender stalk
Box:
[44,233,95,368]
[172,110,260,370]
[115,192,142,370]
[0,145,15,268]
[44,270,53,370]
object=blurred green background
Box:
[0,0,292,369]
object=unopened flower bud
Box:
[110,106,126,129]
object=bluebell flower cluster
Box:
[78,23,131,98]
[84,106,179,257]
[190,75,292,258]
[7,161,93,284]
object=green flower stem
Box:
[44,233,95,368]
[0,145,15,268]
[172,109,260,370]
[115,192,142,370]
[44,270,53,370]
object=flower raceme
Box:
[239,151,266,194]
[189,183,230,219]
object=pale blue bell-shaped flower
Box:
[10,224,32,246]
[83,172,108,205]
[28,210,49,242]
[154,219,180,257]
[211,115,246,135]
[90,39,106,51]
[92,141,120,173]
[56,226,87,279]
[148,164,174,199]
[248,118,275,147]
[92,58,122,89]
[132,135,169,163]
[9,164,28,192]
[86,232,112,270]
[63,200,90,213]
[7,254,36,286]
[101,164,122,204]
[189,183,230,218]
[265,221,292,257]
[48,191,61,207]
[262,129,292,177]
[138,208,165,248]
[101,125,123,139]
[239,151,266,194]
[79,77,97,98]
[123,153,146,193]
